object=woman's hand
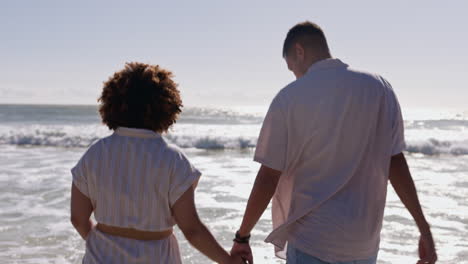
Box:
[174,187,246,264]
[224,254,247,264]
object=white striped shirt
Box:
[72,127,201,263]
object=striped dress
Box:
[71,127,201,263]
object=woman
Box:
[70,62,243,264]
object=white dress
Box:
[72,127,201,263]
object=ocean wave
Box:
[405,138,468,155]
[0,126,257,150]
[179,107,264,124]
[165,135,256,149]
[0,133,256,150]
[1,126,467,155]
[0,105,264,125]
[0,128,103,148]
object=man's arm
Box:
[231,165,281,263]
[239,165,281,236]
[389,153,437,264]
[389,153,429,233]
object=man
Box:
[231,22,437,264]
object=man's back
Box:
[255,59,405,262]
[232,22,435,264]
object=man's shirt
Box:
[254,58,405,262]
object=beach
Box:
[0,104,467,263]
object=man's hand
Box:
[417,233,437,264]
[231,242,253,264]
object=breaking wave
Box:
[1,125,467,155]
[0,125,257,150]
[405,138,468,156]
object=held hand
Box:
[231,242,253,264]
[417,233,437,264]
[225,254,248,264]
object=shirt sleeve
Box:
[169,150,202,207]
[71,153,90,198]
[254,93,287,172]
[388,86,406,156]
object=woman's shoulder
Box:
[157,139,195,167]
[80,134,114,158]
[161,139,186,159]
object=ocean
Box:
[0,104,467,264]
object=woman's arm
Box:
[70,183,94,240]
[172,186,243,264]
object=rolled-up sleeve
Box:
[169,151,202,207]
[388,88,406,156]
[71,156,90,198]
[254,94,287,172]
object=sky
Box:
[1,0,467,109]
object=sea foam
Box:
[1,124,467,155]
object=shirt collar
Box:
[306,58,348,75]
[115,127,161,138]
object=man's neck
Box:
[300,54,332,76]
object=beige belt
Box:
[96,223,173,241]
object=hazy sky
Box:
[1,0,467,109]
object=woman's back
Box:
[72,127,201,263]
[70,62,243,264]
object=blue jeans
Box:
[286,244,378,264]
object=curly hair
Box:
[98,62,182,133]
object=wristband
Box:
[233,231,251,244]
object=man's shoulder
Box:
[274,77,307,102]
[342,66,387,85]
[281,66,391,92]
[281,75,309,92]
[271,64,395,110]
[344,67,401,110]
[345,66,393,89]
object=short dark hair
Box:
[98,62,182,133]
[282,21,329,57]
